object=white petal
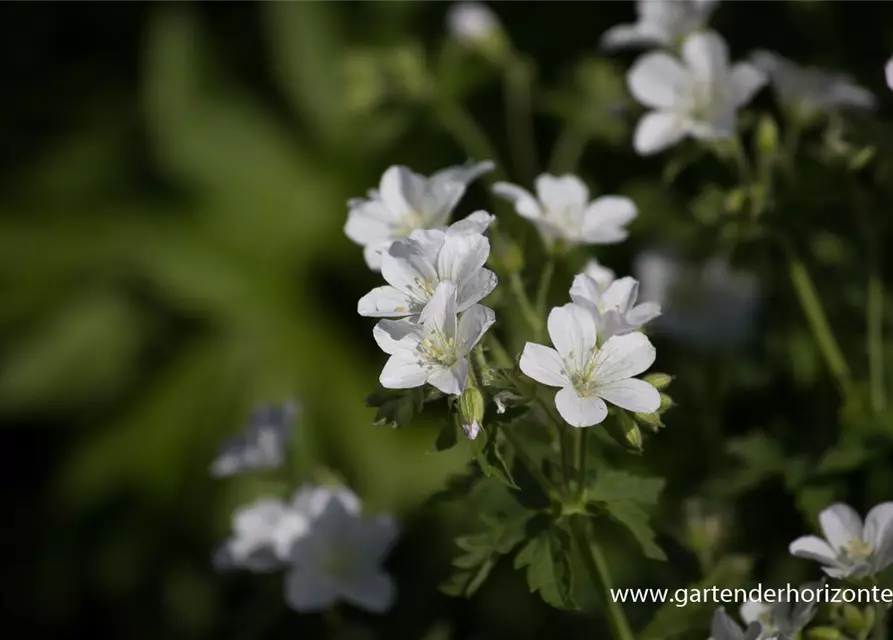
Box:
[448,210,495,235]
[535,174,589,213]
[886,56,893,92]
[419,178,465,225]
[420,281,459,341]
[431,160,495,186]
[730,63,767,108]
[378,166,415,217]
[284,569,338,612]
[789,535,840,565]
[492,182,543,221]
[344,204,394,246]
[569,273,603,312]
[627,301,662,326]
[436,234,490,298]
[583,260,616,291]
[601,24,664,51]
[582,196,637,243]
[601,277,639,313]
[547,303,598,364]
[739,600,770,625]
[462,420,481,440]
[519,343,570,388]
[382,237,441,300]
[711,608,745,640]
[360,514,401,562]
[819,503,864,552]
[363,243,389,271]
[358,286,418,317]
[864,502,893,571]
[338,571,396,613]
[456,304,496,356]
[592,332,656,383]
[633,111,687,155]
[595,378,660,413]
[682,31,729,85]
[457,268,498,311]
[380,352,427,389]
[555,387,608,427]
[427,359,468,396]
[627,52,690,109]
[373,320,423,355]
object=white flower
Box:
[750,50,875,114]
[601,0,718,51]
[709,608,763,640]
[358,217,497,318]
[374,281,495,396]
[285,496,399,613]
[582,259,617,292]
[740,581,820,640]
[627,31,766,155]
[448,2,500,46]
[634,250,758,348]
[789,502,893,578]
[462,420,482,440]
[210,400,299,477]
[271,485,362,560]
[345,161,494,270]
[493,174,637,246]
[214,498,291,572]
[519,303,660,427]
[886,56,893,91]
[570,272,661,343]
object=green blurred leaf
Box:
[602,502,667,561]
[513,523,578,610]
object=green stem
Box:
[868,262,886,416]
[577,428,589,500]
[787,253,854,399]
[434,98,506,183]
[549,118,589,175]
[509,271,543,336]
[568,515,635,640]
[503,55,538,184]
[501,422,555,496]
[534,259,555,340]
[873,603,888,640]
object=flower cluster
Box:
[211,401,399,614]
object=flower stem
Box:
[577,428,589,500]
[534,259,555,341]
[509,271,544,336]
[549,118,589,175]
[503,55,538,184]
[568,515,635,640]
[868,264,886,416]
[434,98,506,184]
[787,253,854,399]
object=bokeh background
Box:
[5,1,893,638]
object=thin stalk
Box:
[868,265,886,415]
[549,118,589,175]
[534,259,555,341]
[577,428,589,501]
[485,333,513,369]
[434,98,506,183]
[873,603,888,640]
[503,55,538,184]
[559,426,574,491]
[509,271,543,336]
[787,254,854,399]
[568,515,635,640]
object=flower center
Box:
[843,537,873,563]
[414,277,436,298]
[566,352,598,396]
[419,330,458,366]
[546,205,582,236]
[317,541,358,581]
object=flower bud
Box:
[807,627,843,640]
[633,410,664,431]
[447,2,508,63]
[459,386,485,440]
[658,393,675,414]
[756,115,779,156]
[618,411,643,451]
[842,604,867,632]
[643,372,673,391]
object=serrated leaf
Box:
[586,469,665,506]
[514,525,578,610]
[815,443,870,475]
[603,502,666,561]
[640,555,753,640]
[468,425,518,489]
[366,387,424,428]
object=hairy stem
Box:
[568,515,635,640]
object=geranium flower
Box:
[570,271,661,343]
[627,31,766,155]
[519,303,660,427]
[214,498,291,572]
[374,281,495,395]
[345,161,493,270]
[358,218,497,318]
[740,581,821,640]
[493,174,637,247]
[601,0,718,51]
[709,608,763,640]
[789,502,893,578]
[210,400,299,477]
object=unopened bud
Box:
[643,372,673,391]
[807,628,843,640]
[756,115,779,155]
[447,2,508,63]
[658,393,675,414]
[842,604,867,632]
[459,386,485,440]
[618,411,643,450]
[634,410,664,431]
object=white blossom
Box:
[448,2,500,46]
[886,56,893,91]
[601,0,718,51]
[709,608,763,640]
[627,31,766,155]
[493,174,637,247]
[582,259,617,292]
[462,420,482,440]
[285,496,399,613]
[271,485,362,560]
[750,50,875,114]
[345,161,494,270]
[789,502,893,578]
[740,581,821,640]
[519,303,660,427]
[374,281,495,396]
[210,400,299,477]
[634,250,758,348]
[570,271,661,343]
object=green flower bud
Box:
[658,393,675,414]
[618,411,643,450]
[459,386,485,440]
[842,604,867,632]
[807,627,843,640]
[633,410,664,431]
[643,372,673,390]
[756,115,779,156]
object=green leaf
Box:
[602,502,666,561]
[468,423,518,489]
[435,421,459,451]
[514,525,578,610]
[439,513,529,598]
[586,469,665,506]
[365,387,424,428]
[639,555,753,640]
